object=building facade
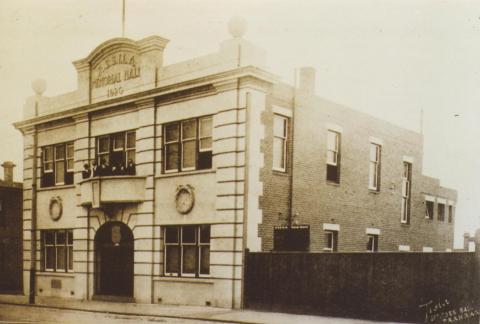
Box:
[15,22,456,307]
[0,162,23,293]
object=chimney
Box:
[298,67,316,95]
[1,161,15,184]
[464,232,471,251]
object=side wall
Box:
[259,84,456,252]
[0,186,23,293]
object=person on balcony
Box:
[82,163,91,179]
[92,160,99,177]
[126,159,135,175]
[112,162,125,175]
[99,158,109,176]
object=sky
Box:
[0,0,479,247]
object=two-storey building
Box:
[14,19,456,308]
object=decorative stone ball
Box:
[228,16,247,38]
[32,78,47,95]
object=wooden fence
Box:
[243,251,479,323]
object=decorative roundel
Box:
[175,185,195,215]
[49,196,63,221]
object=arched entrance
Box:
[94,221,133,297]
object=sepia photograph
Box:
[0,1,479,323]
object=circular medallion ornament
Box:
[175,185,195,214]
[49,196,63,221]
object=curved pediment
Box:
[72,35,169,103]
[84,38,138,66]
[73,35,169,70]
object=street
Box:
[0,304,229,324]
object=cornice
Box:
[13,66,278,131]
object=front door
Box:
[94,221,133,297]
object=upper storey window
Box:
[401,162,412,224]
[425,200,434,220]
[368,143,381,191]
[41,142,74,187]
[326,130,341,183]
[273,115,288,172]
[164,116,213,173]
[95,131,136,176]
[438,202,445,222]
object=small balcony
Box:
[79,176,146,207]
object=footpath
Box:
[0,294,378,324]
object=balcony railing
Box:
[79,176,146,207]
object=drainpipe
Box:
[288,69,298,230]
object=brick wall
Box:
[258,82,456,252]
[0,185,23,292]
[258,84,293,251]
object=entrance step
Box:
[92,294,134,303]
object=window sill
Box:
[156,169,215,179]
[37,184,75,191]
[326,181,340,187]
[36,271,75,278]
[154,276,214,285]
[272,169,289,177]
[368,189,380,194]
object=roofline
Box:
[14,66,278,130]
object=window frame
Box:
[425,200,434,220]
[95,130,136,168]
[42,229,74,273]
[163,225,211,278]
[273,114,288,172]
[401,162,412,224]
[367,234,379,252]
[41,142,74,188]
[368,143,381,191]
[43,146,54,174]
[448,205,454,223]
[438,202,445,222]
[180,119,197,172]
[163,116,213,173]
[323,230,338,252]
[326,130,341,183]
[66,142,74,172]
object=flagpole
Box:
[122,0,126,37]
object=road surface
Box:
[0,303,231,324]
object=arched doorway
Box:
[94,221,133,297]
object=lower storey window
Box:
[367,234,379,252]
[323,230,338,252]
[164,225,210,277]
[42,229,73,272]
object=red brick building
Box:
[259,68,456,253]
[0,162,23,293]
